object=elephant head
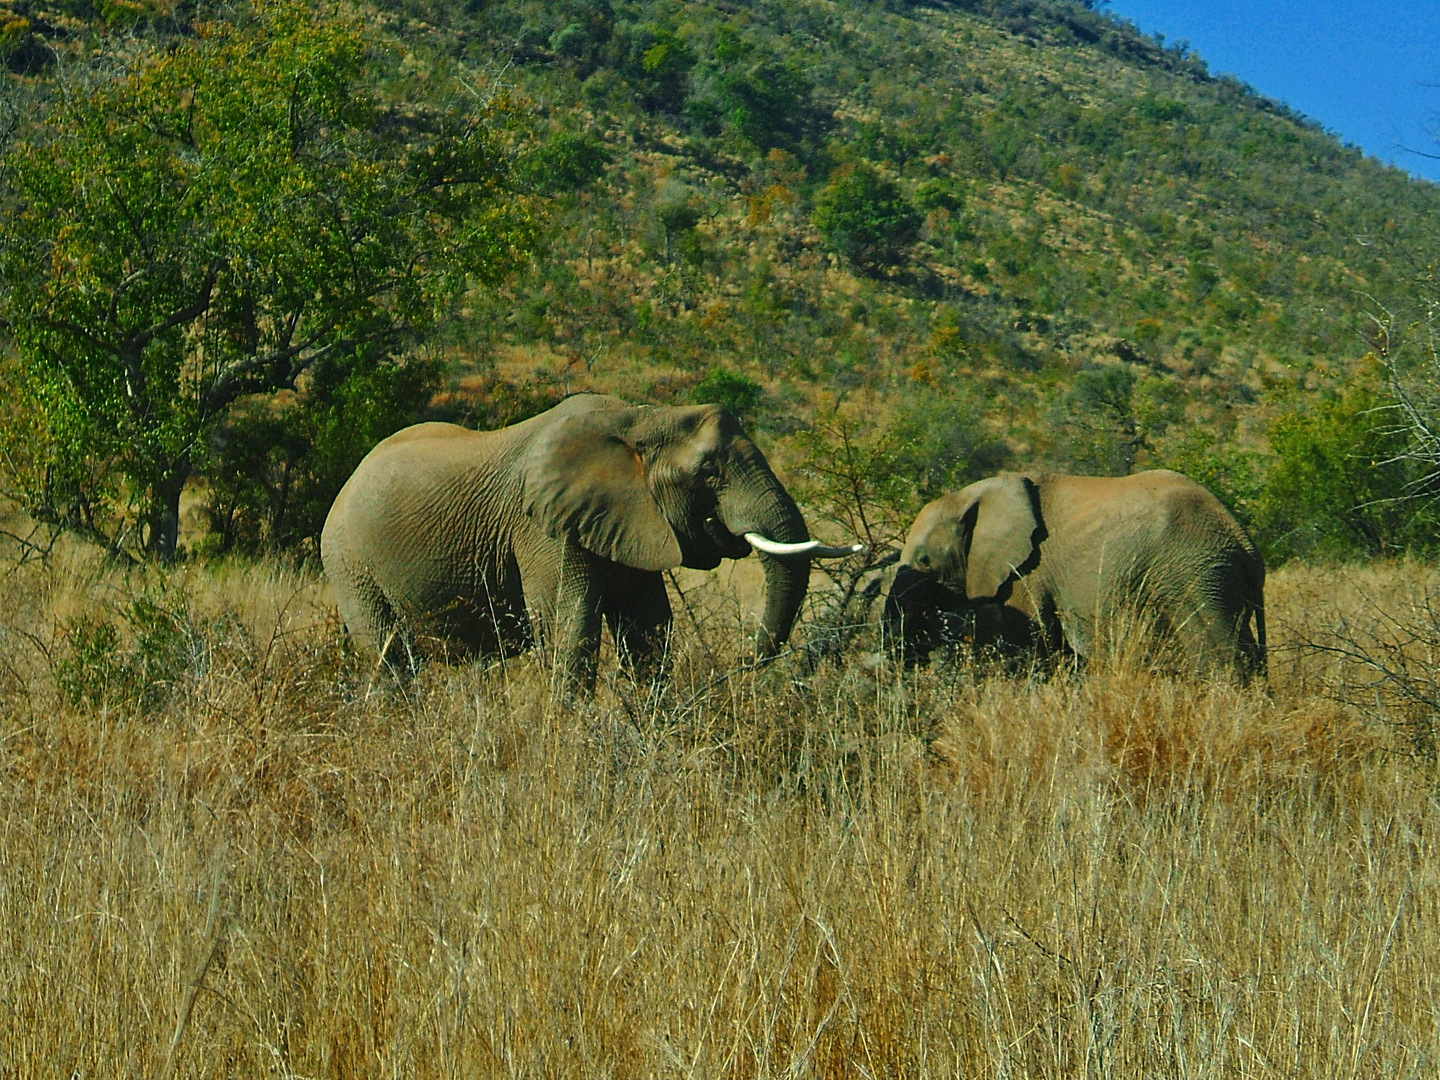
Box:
[883,474,1042,664]
[522,397,858,658]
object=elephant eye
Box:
[698,458,721,480]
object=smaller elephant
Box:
[321,394,858,689]
[884,470,1265,677]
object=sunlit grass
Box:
[0,547,1434,1077]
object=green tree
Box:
[514,129,610,196]
[202,351,441,558]
[0,1,537,559]
[614,21,693,114]
[685,25,813,154]
[691,366,762,422]
[793,386,1009,549]
[1058,363,1184,475]
[811,163,921,275]
[1260,387,1435,561]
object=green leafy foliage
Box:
[0,13,50,73]
[656,187,706,238]
[685,25,816,153]
[1259,387,1439,562]
[914,177,966,215]
[886,387,1012,511]
[794,386,1010,548]
[202,354,441,558]
[55,586,204,709]
[812,164,922,274]
[691,367,763,422]
[514,130,611,196]
[1056,363,1185,476]
[0,0,537,559]
[54,616,128,709]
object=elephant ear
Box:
[522,411,683,572]
[964,475,1041,601]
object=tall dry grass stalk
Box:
[0,545,1434,1077]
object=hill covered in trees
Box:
[2,0,1439,562]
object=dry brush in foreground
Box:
[0,552,1435,1077]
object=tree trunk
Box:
[148,455,191,562]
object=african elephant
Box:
[883,470,1265,678]
[321,394,858,688]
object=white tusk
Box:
[744,533,865,559]
[814,544,867,558]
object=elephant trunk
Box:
[884,564,932,666]
[718,458,812,659]
[753,550,810,658]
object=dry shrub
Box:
[1272,560,1440,759]
[0,542,1436,1077]
[1087,673,1371,794]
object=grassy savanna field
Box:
[0,540,1436,1078]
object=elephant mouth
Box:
[697,516,751,563]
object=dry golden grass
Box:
[0,547,1436,1077]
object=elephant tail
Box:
[1251,600,1267,676]
[1239,558,1267,681]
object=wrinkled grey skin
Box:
[321,394,813,689]
[884,470,1266,678]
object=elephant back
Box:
[327,424,500,542]
[1038,471,1255,563]
[321,422,520,616]
[1026,471,1260,660]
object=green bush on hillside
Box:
[514,130,611,196]
[812,164,922,275]
[1154,384,1440,564]
[691,368,764,423]
[1259,387,1439,562]
[685,25,816,154]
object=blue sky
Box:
[1100,1,1440,184]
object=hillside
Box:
[378,0,1440,544]
[2,0,1439,560]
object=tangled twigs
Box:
[159,843,227,1080]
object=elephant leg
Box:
[376,613,419,678]
[335,567,418,677]
[1238,600,1266,681]
[531,545,605,693]
[601,569,673,681]
[1193,594,1266,682]
[1152,578,1252,679]
[1167,607,1233,676]
[994,582,1063,663]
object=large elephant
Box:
[883,470,1265,677]
[321,394,857,687]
